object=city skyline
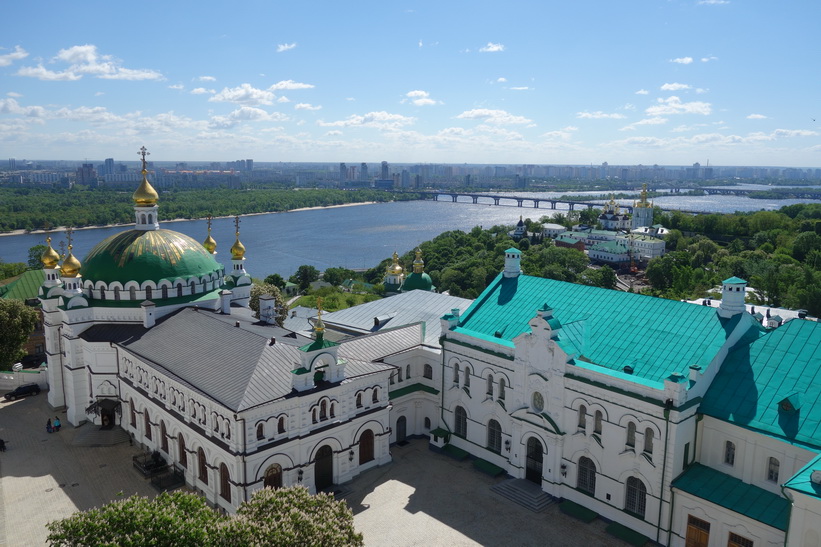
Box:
[2,1,820,167]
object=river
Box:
[0,194,818,278]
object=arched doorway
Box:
[314,445,334,492]
[359,430,374,464]
[396,416,407,444]
[264,464,283,489]
[525,437,544,484]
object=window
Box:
[312,409,317,424]
[578,405,587,429]
[625,477,647,518]
[728,532,754,547]
[356,393,363,408]
[644,428,654,454]
[487,419,502,453]
[330,403,336,418]
[453,363,460,384]
[390,373,395,385]
[256,423,264,440]
[532,392,544,412]
[767,457,780,482]
[278,416,286,434]
[320,400,327,420]
[594,411,603,434]
[424,417,431,429]
[406,364,411,379]
[577,457,596,495]
[626,422,636,448]
[498,378,506,400]
[486,375,494,397]
[397,368,403,382]
[464,366,471,387]
[454,406,467,437]
[114,287,121,301]
[145,286,152,300]
[144,410,152,440]
[130,399,136,427]
[198,448,208,484]
[724,441,736,466]
[686,515,710,547]
[424,364,433,379]
[161,286,168,299]
[178,435,187,468]
[176,283,183,297]
[160,421,168,453]
[220,463,231,502]
[264,464,282,489]
[359,430,374,464]
[372,389,378,404]
[129,286,136,300]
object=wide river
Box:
[0,193,817,278]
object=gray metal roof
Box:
[320,291,472,346]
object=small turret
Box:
[503,248,522,278]
[133,146,160,231]
[718,277,747,318]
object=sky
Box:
[2,1,820,167]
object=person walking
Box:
[0,438,6,451]
[46,419,53,433]
[53,417,61,432]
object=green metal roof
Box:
[589,240,629,253]
[0,269,45,301]
[402,272,433,292]
[389,383,439,399]
[81,228,222,285]
[724,276,747,284]
[783,453,821,499]
[298,335,339,353]
[452,273,740,384]
[701,319,821,448]
[672,463,790,531]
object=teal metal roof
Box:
[589,241,628,253]
[672,463,790,531]
[701,319,821,448]
[724,276,747,284]
[0,269,45,301]
[453,273,740,384]
[783,453,821,499]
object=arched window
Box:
[372,389,378,404]
[114,287,121,301]
[644,428,654,454]
[99,288,106,300]
[312,409,317,424]
[767,457,780,482]
[424,364,433,379]
[406,364,411,379]
[189,280,196,294]
[499,378,506,400]
[176,283,183,297]
[140,213,146,223]
[129,399,136,427]
[578,457,596,495]
[532,392,544,412]
[390,372,395,385]
[487,419,502,453]
[264,464,282,489]
[278,416,286,434]
[724,441,735,466]
[330,403,336,418]
[148,214,153,224]
[198,448,208,484]
[453,363,460,384]
[256,423,264,440]
[625,477,647,518]
[397,368,403,382]
[129,286,136,300]
[320,400,327,421]
[145,286,152,300]
[160,421,168,453]
[359,429,374,464]
[464,366,471,387]
[356,393,362,408]
[454,406,467,437]
[220,463,231,502]
[486,375,494,396]
[578,405,587,429]
[424,417,431,429]
[178,435,187,468]
[594,411,603,435]
[626,422,636,448]
[144,409,152,440]
[161,286,168,299]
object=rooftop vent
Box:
[812,470,821,485]
[235,321,240,328]
[269,337,276,346]
[623,365,634,374]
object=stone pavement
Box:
[1,393,630,546]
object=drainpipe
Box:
[691,414,703,466]
[666,488,676,546]
[656,399,672,545]
[780,485,793,547]
[439,337,452,438]
[238,415,248,503]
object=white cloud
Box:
[277,96,290,103]
[325,130,343,136]
[620,117,668,131]
[191,87,215,95]
[479,42,505,53]
[701,56,719,62]
[198,76,216,82]
[209,107,288,128]
[576,111,627,120]
[456,108,532,125]
[747,113,767,119]
[345,97,355,101]
[509,86,530,91]
[94,91,104,96]
[209,83,275,105]
[276,43,297,53]
[698,0,729,4]
[168,84,184,90]
[646,96,712,116]
[6,91,23,98]
[318,111,415,130]
[295,103,322,111]
[660,82,692,91]
[635,89,649,95]
[541,126,578,140]
[0,46,28,67]
[496,77,507,83]
[670,57,694,64]
[622,103,636,111]
[695,88,709,94]
[16,65,82,81]
[418,40,423,48]
[16,44,163,81]
[404,90,439,106]
[772,129,818,138]
[269,80,314,90]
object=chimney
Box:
[718,277,747,318]
[269,337,276,346]
[503,248,522,278]
[220,289,233,314]
[141,300,156,328]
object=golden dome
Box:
[203,233,217,254]
[61,245,82,278]
[387,252,404,275]
[132,171,159,206]
[41,237,60,269]
[230,236,246,260]
[412,248,424,274]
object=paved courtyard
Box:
[0,393,629,546]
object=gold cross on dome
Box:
[206,214,213,234]
[234,215,241,236]
[138,146,150,171]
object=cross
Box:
[234,215,241,236]
[138,146,150,171]
[206,214,213,234]
[65,226,74,248]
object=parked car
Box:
[4,383,41,401]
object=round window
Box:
[532,392,544,412]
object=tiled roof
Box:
[0,269,45,301]
[672,463,790,531]
[453,273,739,383]
[700,318,821,448]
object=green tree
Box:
[264,273,286,290]
[0,299,39,370]
[28,244,48,270]
[248,283,288,326]
[290,265,320,292]
[323,267,356,287]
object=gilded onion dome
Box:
[230,235,246,260]
[387,252,404,275]
[133,146,159,206]
[41,236,60,269]
[61,245,82,278]
[412,248,424,274]
[203,233,217,254]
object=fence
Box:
[0,368,48,391]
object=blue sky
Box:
[2,1,820,166]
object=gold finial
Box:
[41,235,60,269]
[412,248,424,274]
[202,215,217,254]
[315,298,325,335]
[61,228,82,277]
[230,215,246,259]
[133,146,159,206]
[387,251,404,275]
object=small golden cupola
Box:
[133,147,159,206]
[41,236,61,269]
[412,248,424,274]
[230,215,246,260]
[202,215,217,254]
[61,245,82,278]
[388,252,404,275]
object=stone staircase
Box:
[491,479,555,513]
[72,425,131,447]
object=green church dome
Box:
[402,272,433,292]
[81,229,222,285]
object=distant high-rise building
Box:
[246,159,253,171]
[339,163,347,182]
[360,162,369,181]
[381,161,389,180]
[401,169,410,188]
[8,158,16,170]
[104,158,114,176]
[76,163,97,185]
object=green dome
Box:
[402,272,433,292]
[81,229,222,285]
